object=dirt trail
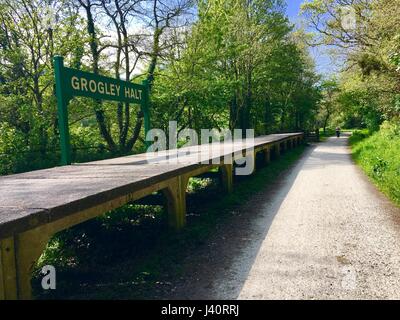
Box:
[168,134,400,300]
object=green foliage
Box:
[316,78,339,131]
[350,121,400,206]
[303,0,400,131]
[151,0,320,135]
[1,0,320,176]
[0,123,29,174]
[348,129,370,145]
[0,0,90,173]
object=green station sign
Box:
[54,56,150,165]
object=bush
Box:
[349,129,370,145]
[351,121,400,206]
[0,123,118,175]
[0,124,30,175]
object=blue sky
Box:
[285,0,335,77]
[286,0,304,18]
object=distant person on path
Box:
[336,126,341,138]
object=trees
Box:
[74,0,193,152]
[302,0,400,129]
[0,0,86,155]
[0,0,321,175]
[151,0,320,135]
[318,79,339,133]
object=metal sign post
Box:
[53,56,151,165]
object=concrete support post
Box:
[250,151,257,174]
[163,176,188,230]
[14,229,50,300]
[0,237,17,300]
[0,229,50,300]
[271,143,280,160]
[264,147,271,164]
[276,143,281,157]
[280,141,286,154]
[220,164,233,193]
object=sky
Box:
[285,0,336,77]
[286,0,304,18]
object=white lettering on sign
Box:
[89,80,96,93]
[70,76,138,100]
[81,78,88,91]
[71,76,80,90]
[98,82,105,94]
[124,87,143,100]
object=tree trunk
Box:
[84,2,117,152]
[147,28,161,88]
[33,75,47,156]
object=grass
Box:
[349,121,400,207]
[32,145,306,299]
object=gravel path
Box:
[168,134,400,300]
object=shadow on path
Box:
[166,142,320,299]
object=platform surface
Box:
[0,133,302,237]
